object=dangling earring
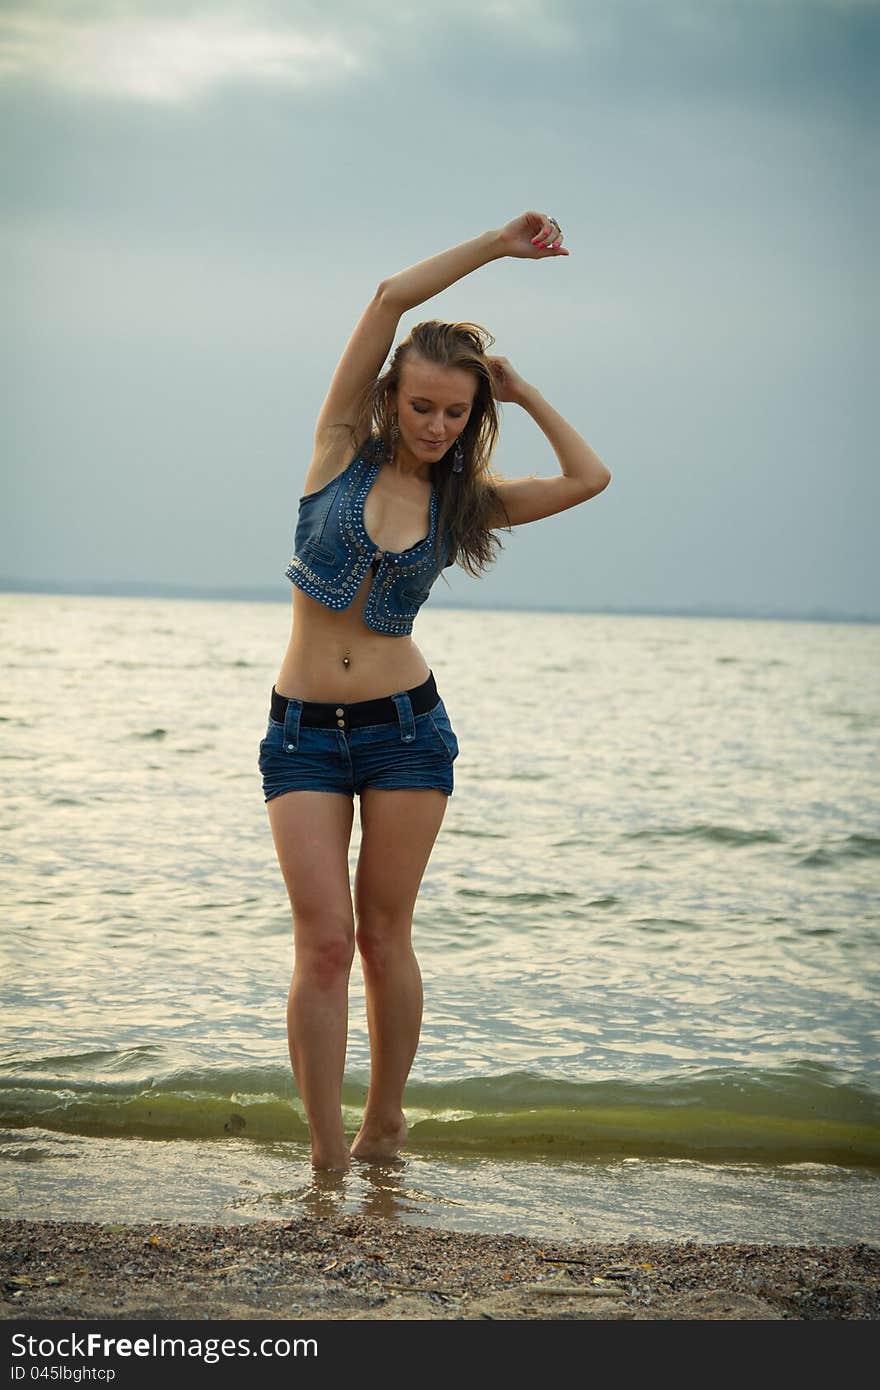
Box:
[388,414,399,461]
[452,439,465,474]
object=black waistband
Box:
[271,670,439,729]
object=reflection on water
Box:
[2,594,879,1237]
[3,1128,877,1245]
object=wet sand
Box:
[2,1217,878,1320]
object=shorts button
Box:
[403,733,413,741]
[335,708,344,717]
[337,719,345,728]
[286,743,295,751]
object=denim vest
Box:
[285,435,453,635]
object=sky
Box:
[2,0,877,618]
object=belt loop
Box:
[391,690,416,742]
[282,697,303,752]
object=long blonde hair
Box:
[355,320,513,578]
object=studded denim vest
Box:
[285,435,453,635]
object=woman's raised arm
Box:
[310,212,569,484]
[314,222,512,447]
[379,212,568,313]
[313,290,402,447]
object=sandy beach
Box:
[2,1217,877,1321]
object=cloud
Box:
[0,4,364,104]
[0,0,587,105]
[0,0,874,114]
[0,0,874,141]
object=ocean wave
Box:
[1,1059,877,1169]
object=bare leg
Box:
[266,789,355,1170]
[351,787,448,1162]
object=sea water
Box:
[2,593,878,1243]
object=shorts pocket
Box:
[258,715,287,766]
[427,702,459,762]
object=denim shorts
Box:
[258,670,459,802]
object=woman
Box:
[258,210,611,1171]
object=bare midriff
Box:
[274,577,431,704]
[273,436,437,703]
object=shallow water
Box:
[2,594,878,1239]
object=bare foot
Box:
[349,1113,408,1163]
[310,1148,351,1172]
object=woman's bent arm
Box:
[378,229,506,312]
[518,384,611,495]
[482,355,611,529]
[484,386,611,529]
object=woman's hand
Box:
[496,211,569,259]
[487,355,533,405]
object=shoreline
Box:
[2,1217,878,1321]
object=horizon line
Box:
[0,578,876,626]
